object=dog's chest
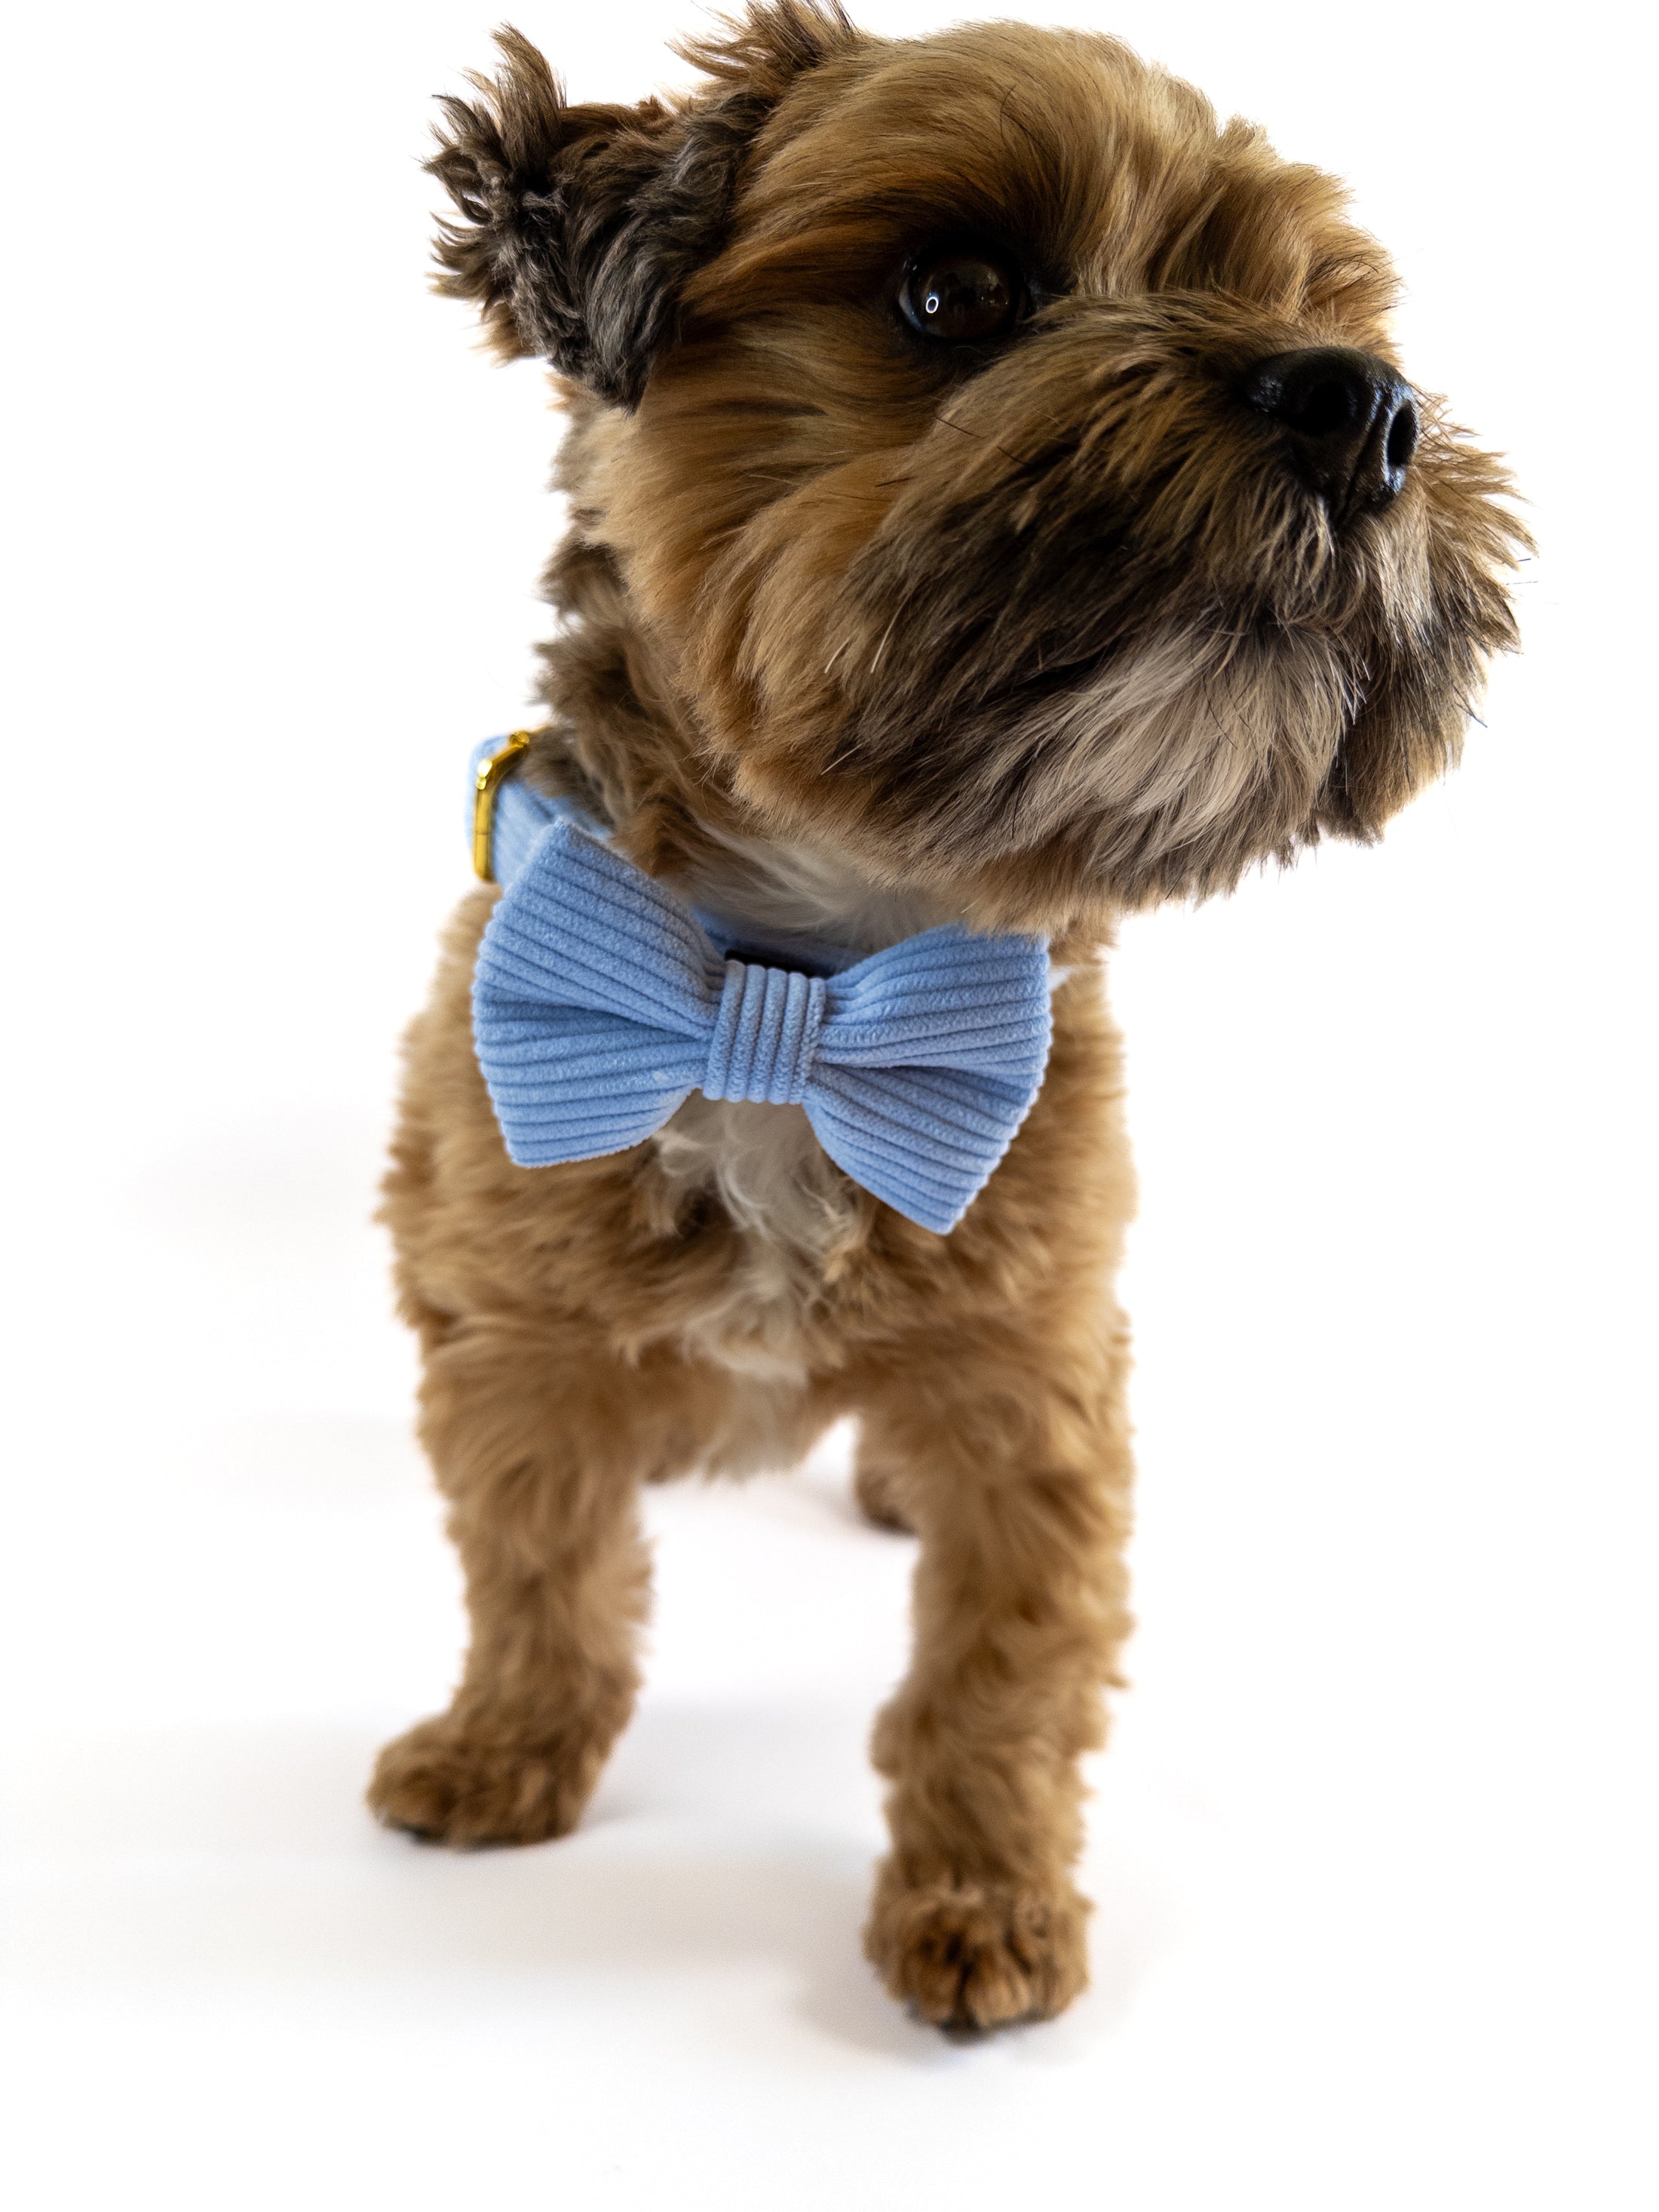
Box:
[648,1088,857,1388]
[652,1091,854,1259]
[645,835,935,1379]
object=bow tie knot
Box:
[704,962,828,1106]
[470,813,1053,1234]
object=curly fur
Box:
[369,5,1523,2030]
[429,7,860,403]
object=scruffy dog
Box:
[370,2,1521,2028]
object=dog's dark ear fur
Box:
[429,8,860,408]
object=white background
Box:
[2,2,1654,2205]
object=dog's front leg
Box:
[859,1344,1133,2028]
[368,1321,682,1848]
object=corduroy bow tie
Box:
[468,747,1053,1235]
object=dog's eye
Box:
[898,248,1023,342]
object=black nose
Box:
[1241,347,1418,514]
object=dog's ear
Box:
[428,9,858,408]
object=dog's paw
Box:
[863,1867,1090,2029]
[366,1715,598,1847]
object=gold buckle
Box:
[471,731,535,882]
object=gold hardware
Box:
[471,731,535,882]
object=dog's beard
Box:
[986,618,1357,864]
[721,415,1512,908]
[765,508,1393,904]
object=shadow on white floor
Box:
[2,1708,1173,2079]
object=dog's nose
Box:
[1241,347,1418,511]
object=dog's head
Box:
[433,4,1523,929]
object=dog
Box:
[368,1,1523,2029]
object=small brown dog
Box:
[369,2,1522,2029]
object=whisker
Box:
[934,413,1021,469]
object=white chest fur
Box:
[646,830,937,1379]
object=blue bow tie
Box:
[468,763,1053,1235]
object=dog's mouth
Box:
[741,474,1477,916]
[818,602,1362,901]
[798,431,1379,895]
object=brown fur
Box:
[369,4,1523,2028]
